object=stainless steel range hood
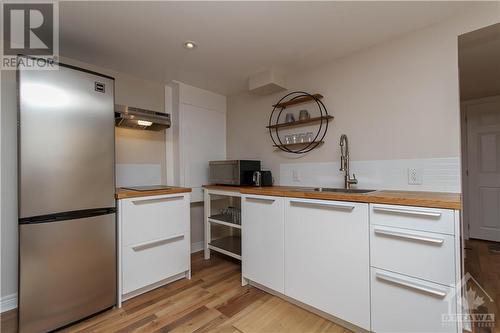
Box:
[115,104,171,131]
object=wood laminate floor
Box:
[7,240,497,333]
[464,239,500,333]
[1,252,350,333]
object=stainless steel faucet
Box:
[339,134,358,189]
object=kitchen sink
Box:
[304,187,376,194]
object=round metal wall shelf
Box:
[267,91,333,154]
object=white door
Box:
[284,198,370,330]
[466,96,500,242]
[242,195,284,293]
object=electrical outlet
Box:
[292,169,300,182]
[408,168,423,185]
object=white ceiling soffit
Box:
[249,70,287,95]
[59,1,493,96]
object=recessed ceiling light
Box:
[183,41,196,49]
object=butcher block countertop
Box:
[116,187,192,199]
[203,185,461,210]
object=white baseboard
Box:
[191,241,204,253]
[1,293,17,313]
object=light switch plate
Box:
[292,169,300,182]
[408,168,423,185]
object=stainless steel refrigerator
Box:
[18,61,116,333]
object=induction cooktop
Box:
[122,185,174,191]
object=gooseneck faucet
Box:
[339,134,358,189]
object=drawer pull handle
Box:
[374,228,444,245]
[373,206,441,218]
[132,234,184,251]
[132,195,184,205]
[290,200,355,211]
[376,272,447,298]
[245,196,275,203]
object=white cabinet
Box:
[118,192,191,305]
[239,195,461,332]
[371,268,457,333]
[284,198,371,331]
[369,204,461,333]
[179,103,226,202]
[242,195,285,293]
[168,82,227,202]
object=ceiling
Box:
[60,1,491,96]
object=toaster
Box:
[252,171,273,187]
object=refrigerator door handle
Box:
[19,207,116,225]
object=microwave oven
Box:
[209,160,261,185]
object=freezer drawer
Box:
[370,225,456,286]
[19,66,115,218]
[122,233,189,295]
[19,214,116,333]
[121,194,189,247]
[371,268,457,333]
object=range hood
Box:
[115,104,171,131]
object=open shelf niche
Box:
[205,190,242,260]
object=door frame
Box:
[460,95,500,240]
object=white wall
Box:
[227,7,500,190]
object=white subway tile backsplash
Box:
[280,157,461,193]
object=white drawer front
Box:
[122,234,189,294]
[370,225,456,286]
[371,268,457,333]
[121,194,188,246]
[370,204,455,235]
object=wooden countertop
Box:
[203,185,461,210]
[116,187,192,199]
